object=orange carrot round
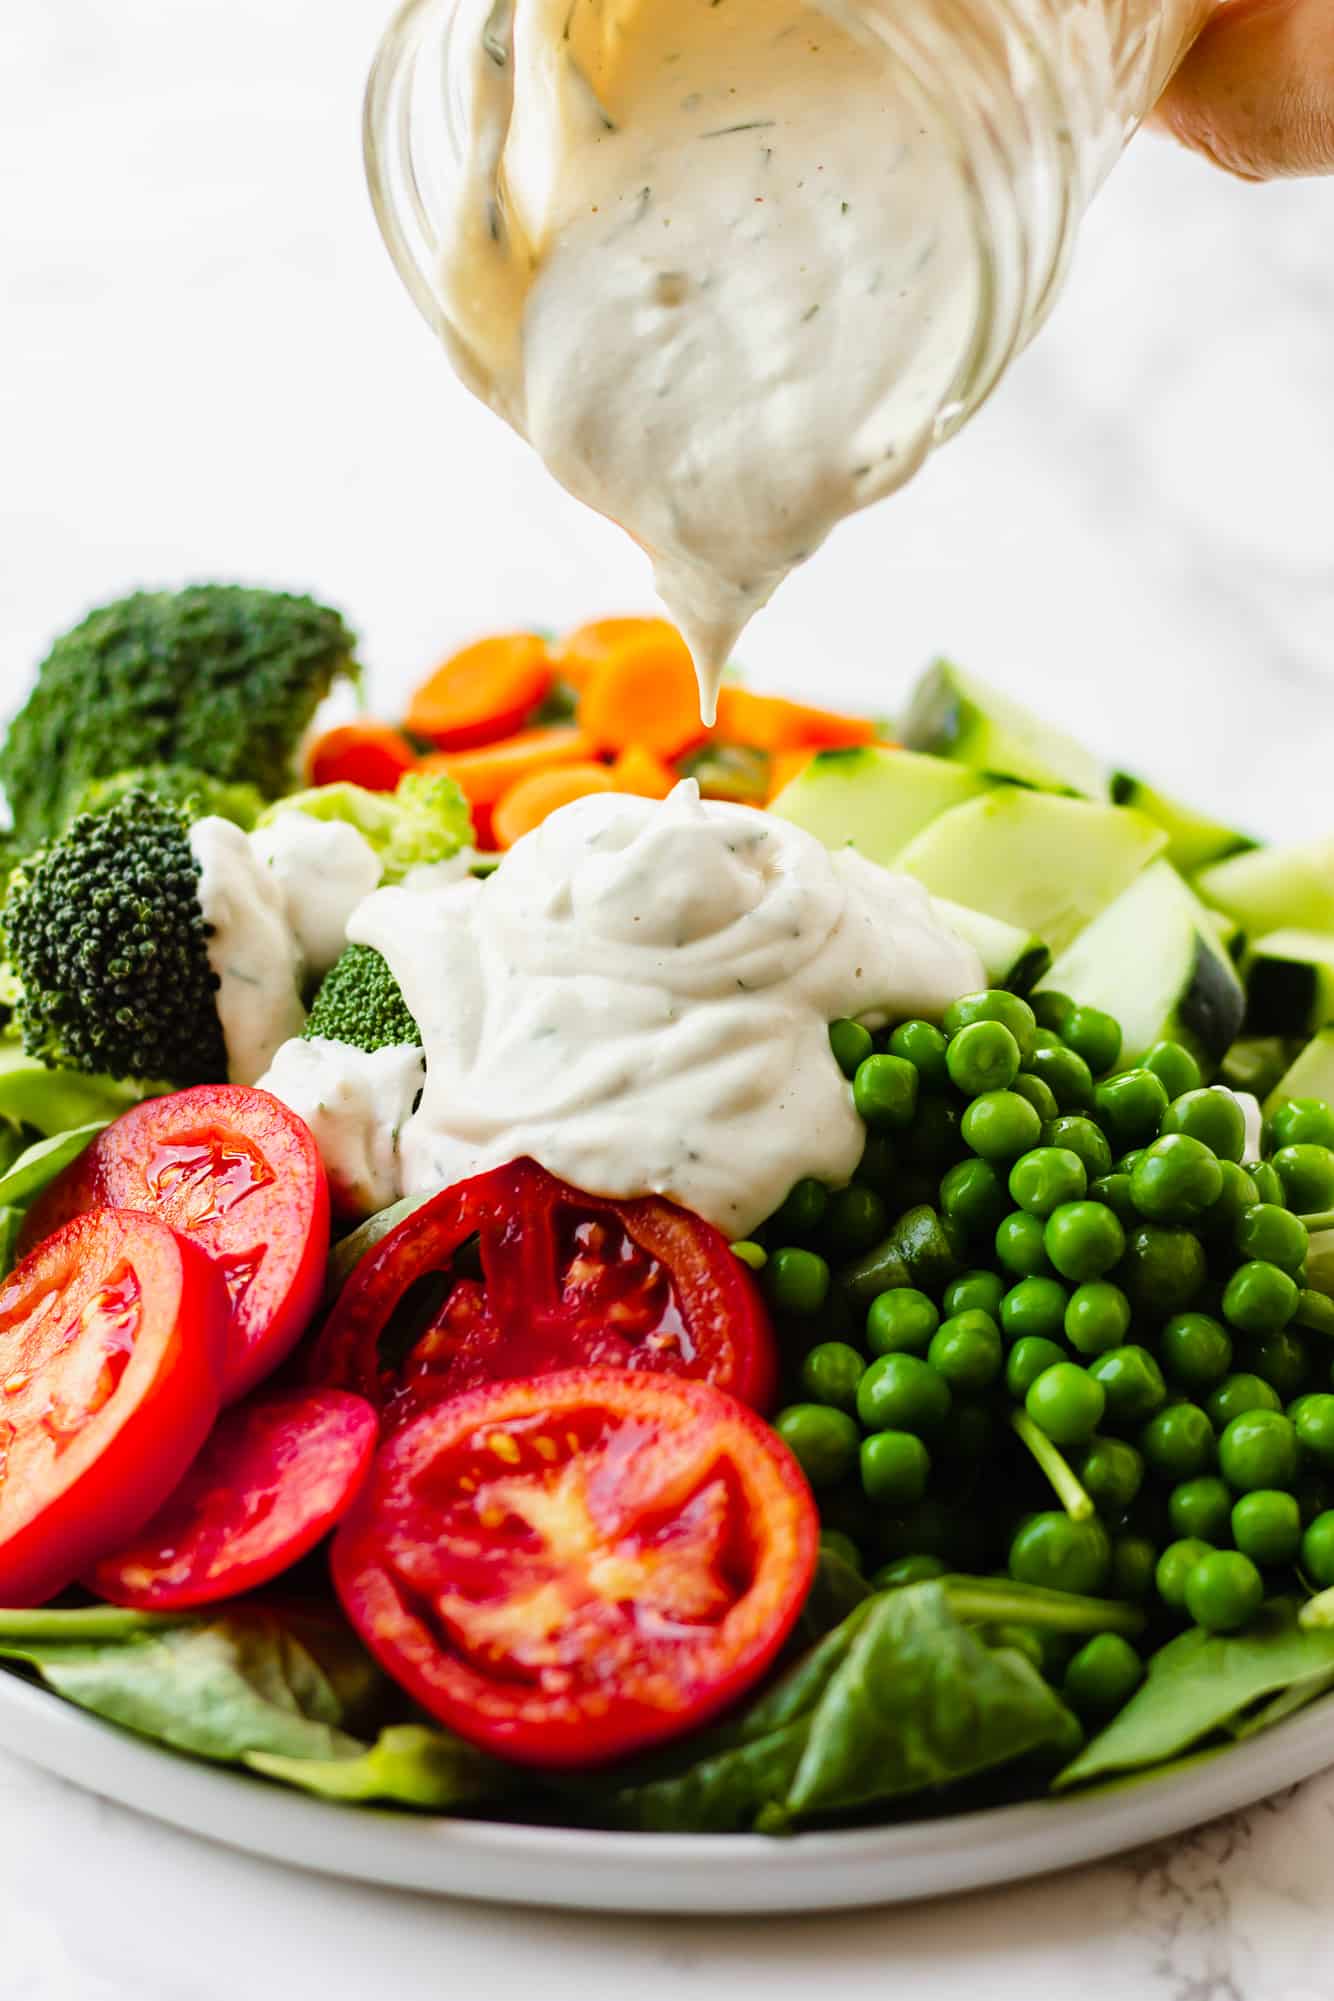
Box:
[420,725,596,809]
[579,625,704,759]
[558,616,673,690]
[306,723,419,793]
[713,687,878,753]
[492,764,618,848]
[610,744,677,800]
[407,633,553,750]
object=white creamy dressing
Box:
[341,781,981,1234]
[440,0,976,712]
[249,812,384,974]
[258,1036,427,1217]
[190,817,308,1087]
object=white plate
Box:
[3,1667,1334,1913]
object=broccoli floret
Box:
[258,770,472,884]
[303,945,421,1054]
[0,585,359,848]
[70,764,266,831]
[3,793,227,1085]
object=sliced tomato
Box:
[332,1367,818,1766]
[311,1158,777,1424]
[24,1086,331,1404]
[0,1209,228,1606]
[87,1386,377,1611]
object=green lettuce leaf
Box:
[0,1121,106,1209]
[247,1723,515,1810]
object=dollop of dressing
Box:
[349,782,982,1234]
[250,813,384,975]
[441,0,974,711]
[258,1037,427,1217]
[189,818,307,1087]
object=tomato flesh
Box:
[88,1386,377,1611]
[312,1159,777,1422]
[0,1209,228,1606]
[332,1367,818,1766]
[25,1086,330,1403]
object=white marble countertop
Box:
[2,1,1334,1993]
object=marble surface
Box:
[2,1,1334,1994]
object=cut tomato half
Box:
[0,1209,228,1606]
[25,1086,331,1403]
[311,1158,777,1423]
[88,1386,377,1611]
[332,1368,819,1766]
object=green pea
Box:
[1062,1633,1142,1719]
[819,1530,864,1573]
[1063,1281,1131,1358]
[886,1020,950,1089]
[995,1209,1053,1278]
[1207,1372,1283,1427]
[905,1095,965,1168]
[823,1184,889,1256]
[1026,1035,1095,1112]
[1032,991,1074,1033]
[1130,1134,1224,1224]
[854,1053,919,1130]
[928,1310,1003,1392]
[1013,1073,1061,1123]
[1089,1171,1137,1225]
[1026,1363,1106,1447]
[860,1429,931,1506]
[1248,1329,1309,1400]
[1009,1146,1088,1218]
[870,1553,947,1591]
[1301,1510,1334,1587]
[1297,1290,1334,1340]
[942,1269,1006,1321]
[1118,1224,1207,1315]
[1000,1275,1070,1342]
[1008,1513,1111,1595]
[773,1404,860,1488]
[764,1246,831,1316]
[1142,1040,1204,1100]
[1006,1336,1070,1400]
[1094,1069,1171,1150]
[854,1135,897,1192]
[1089,1345,1167,1425]
[1160,1088,1246,1164]
[1160,1313,1233,1391]
[1236,1204,1310,1274]
[730,1240,767,1272]
[866,1286,939,1357]
[942,989,1038,1063]
[1045,1201,1127,1283]
[856,1353,951,1436]
[1156,1537,1214,1610]
[946,1020,1022,1099]
[1185,1549,1264,1632]
[829,1018,874,1078]
[1061,1006,1123,1078]
[1268,1098,1334,1153]
[1169,1474,1233,1543]
[1041,1116,1114,1182]
[1200,1159,1262,1241]
[800,1341,867,1413]
[770,1177,828,1235]
[1248,1160,1287,1207]
[1118,1149,1147,1176]
[939,1158,1009,1239]
[961,1089,1043,1162]
[1111,1534,1157,1602]
[1231,1489,1302,1566]
[1273,1144,1334,1215]
[1139,1402,1215,1480]
[1290,1392,1334,1465]
[1219,1409,1300,1493]
[1223,1260,1300,1336]
[1077,1436,1145,1513]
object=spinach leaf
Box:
[0,1122,107,1209]
[248,1723,516,1811]
[1055,1598,1334,1789]
[787,1581,1073,1818]
[0,1206,25,1281]
[610,1721,811,1834]
[0,1049,149,1137]
[794,1545,872,1645]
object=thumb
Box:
[1152,0,1334,180]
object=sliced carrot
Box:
[420,725,596,809]
[306,722,419,793]
[557,616,673,690]
[712,687,878,753]
[579,625,704,760]
[492,764,618,848]
[767,748,817,802]
[406,633,553,751]
[610,744,677,800]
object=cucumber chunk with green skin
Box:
[1245,931,1334,1038]
[769,745,995,863]
[1196,836,1334,938]
[1109,774,1255,875]
[1037,861,1244,1075]
[900,661,1107,799]
[1222,1036,1299,1101]
[932,899,1052,996]
[1264,1028,1334,1117]
[896,791,1166,959]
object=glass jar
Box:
[365,0,1208,471]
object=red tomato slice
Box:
[311,1158,777,1423]
[0,1209,228,1606]
[87,1386,377,1611]
[25,1086,331,1404]
[332,1367,818,1766]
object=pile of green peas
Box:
[755,988,1334,1725]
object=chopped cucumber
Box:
[896,790,1165,958]
[1265,1028,1334,1116]
[1245,930,1334,1038]
[1109,773,1255,875]
[1222,1036,1298,1101]
[1195,836,1334,939]
[1037,860,1244,1075]
[900,661,1106,799]
[932,898,1051,996]
[769,745,994,863]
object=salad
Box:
[3,585,1334,1835]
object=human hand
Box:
[1153,0,1334,179]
